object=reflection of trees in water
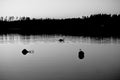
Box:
[0,35,120,44]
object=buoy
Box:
[22,49,34,55]
[78,49,84,59]
[58,38,64,42]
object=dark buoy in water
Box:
[58,38,64,43]
[22,49,34,55]
[78,49,85,59]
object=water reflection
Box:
[0,34,120,44]
[0,34,120,80]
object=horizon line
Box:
[0,13,120,21]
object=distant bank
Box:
[0,14,120,38]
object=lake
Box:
[0,35,120,80]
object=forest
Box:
[0,14,120,38]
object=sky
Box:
[0,0,120,18]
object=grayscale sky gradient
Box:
[0,0,120,18]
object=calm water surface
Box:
[0,35,120,80]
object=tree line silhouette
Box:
[0,14,120,38]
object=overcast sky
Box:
[0,0,120,18]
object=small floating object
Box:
[22,49,34,55]
[58,38,64,42]
[78,49,85,59]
